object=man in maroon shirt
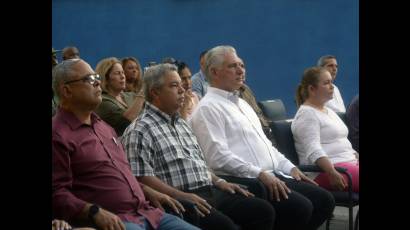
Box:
[52,58,199,230]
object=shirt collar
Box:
[56,108,101,130]
[207,87,240,104]
[144,102,181,125]
[199,70,208,82]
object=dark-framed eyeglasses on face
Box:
[64,73,101,85]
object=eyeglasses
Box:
[64,73,101,85]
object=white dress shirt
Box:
[189,87,295,178]
[291,105,357,166]
[325,84,346,113]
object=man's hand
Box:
[215,180,254,197]
[177,192,212,217]
[144,186,185,215]
[258,171,291,201]
[52,219,72,230]
[290,167,318,185]
[93,208,125,230]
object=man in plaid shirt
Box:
[122,63,275,230]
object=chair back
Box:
[336,111,347,125]
[271,118,359,230]
[258,99,287,121]
[270,119,299,165]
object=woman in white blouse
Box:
[291,67,359,193]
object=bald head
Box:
[62,46,80,60]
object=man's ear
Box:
[210,67,218,76]
[150,87,160,100]
[61,85,72,99]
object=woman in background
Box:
[95,57,145,136]
[122,57,143,94]
[175,61,199,120]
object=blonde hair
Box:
[295,67,328,107]
[121,57,143,92]
[95,57,121,92]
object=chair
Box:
[258,99,287,121]
[270,119,359,230]
[336,111,347,125]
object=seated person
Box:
[346,94,359,152]
[291,66,359,193]
[239,84,274,141]
[122,63,275,230]
[122,57,144,94]
[317,55,346,113]
[52,58,199,230]
[236,58,275,145]
[62,46,80,60]
[191,50,209,99]
[189,45,335,230]
[94,57,145,136]
[175,61,199,120]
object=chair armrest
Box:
[298,165,347,173]
[298,165,355,202]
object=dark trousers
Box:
[186,186,275,230]
[271,174,335,230]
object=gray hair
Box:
[143,63,177,102]
[52,58,82,100]
[204,45,237,82]
[317,55,336,67]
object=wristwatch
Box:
[88,204,100,222]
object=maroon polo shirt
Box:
[52,108,163,228]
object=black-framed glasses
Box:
[64,73,101,85]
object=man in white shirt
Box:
[317,55,346,112]
[191,50,209,99]
[189,45,335,230]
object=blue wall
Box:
[52,0,358,116]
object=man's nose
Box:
[94,79,101,87]
[179,85,185,94]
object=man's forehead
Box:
[224,53,242,63]
[66,47,79,53]
[165,70,181,80]
[73,60,93,73]
[325,58,337,65]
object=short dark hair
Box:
[161,57,177,64]
[317,55,336,67]
[199,50,208,60]
[175,61,189,75]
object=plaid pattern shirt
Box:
[122,102,212,191]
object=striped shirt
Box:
[122,102,212,191]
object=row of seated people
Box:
[52,48,276,144]
[52,48,354,149]
[173,49,358,194]
[52,45,357,230]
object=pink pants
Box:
[314,161,359,193]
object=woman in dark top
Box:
[95,57,145,136]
